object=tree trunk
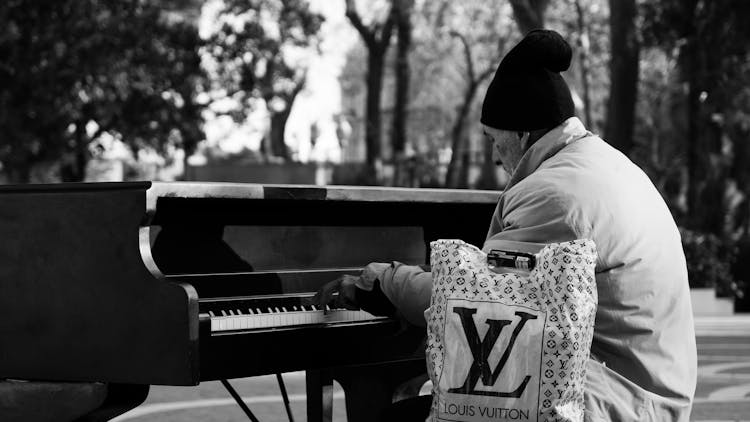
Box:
[392,0,412,156]
[365,50,386,177]
[391,0,413,186]
[475,139,499,190]
[269,108,292,160]
[604,0,639,155]
[685,37,704,229]
[344,0,395,185]
[445,82,478,188]
[574,0,593,129]
[61,121,90,182]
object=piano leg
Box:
[73,383,149,422]
[333,360,427,422]
[305,370,334,422]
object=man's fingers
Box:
[311,277,343,308]
[335,278,361,310]
[311,274,362,311]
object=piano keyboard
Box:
[202,294,389,332]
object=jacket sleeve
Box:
[356,262,432,327]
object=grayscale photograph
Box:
[0,0,748,421]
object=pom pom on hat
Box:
[507,29,573,72]
[481,29,576,132]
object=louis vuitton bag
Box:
[426,239,597,422]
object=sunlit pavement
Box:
[113,316,750,422]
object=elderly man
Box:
[315,29,696,421]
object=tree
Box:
[571,0,593,128]
[641,0,750,233]
[401,0,511,189]
[390,0,414,186]
[208,0,323,161]
[345,0,396,183]
[604,0,639,155]
[391,0,413,156]
[444,30,503,188]
[0,0,206,183]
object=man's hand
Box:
[311,274,362,311]
[311,271,397,317]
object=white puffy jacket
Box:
[360,118,696,421]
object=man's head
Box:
[480,29,575,173]
[482,126,550,176]
[483,126,528,176]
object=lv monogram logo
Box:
[448,307,537,397]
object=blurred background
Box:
[2,0,750,312]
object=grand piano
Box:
[0,181,500,421]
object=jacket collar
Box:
[505,117,591,189]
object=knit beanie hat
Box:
[481,29,576,132]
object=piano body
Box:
[0,181,499,421]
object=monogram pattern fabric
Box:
[427,239,597,422]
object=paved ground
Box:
[113,317,750,422]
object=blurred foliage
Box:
[438,1,515,188]
[636,0,750,234]
[0,0,206,182]
[634,0,750,301]
[3,0,750,302]
[340,0,518,187]
[680,228,738,298]
[206,0,324,160]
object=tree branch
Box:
[477,65,496,84]
[345,0,377,46]
[450,30,476,82]
[376,3,397,50]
